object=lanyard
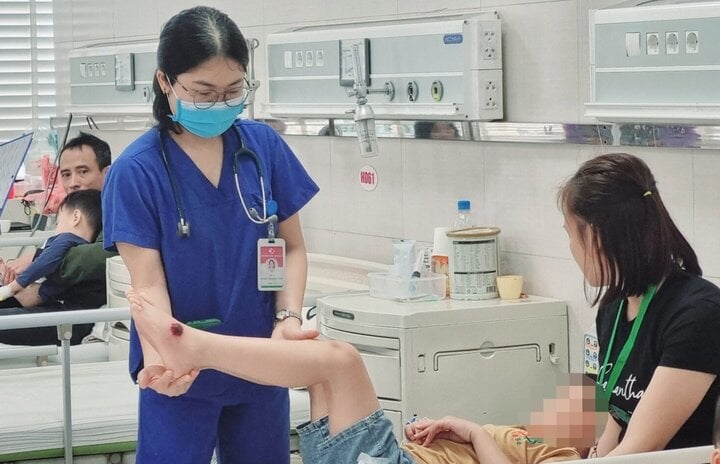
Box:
[597,285,658,413]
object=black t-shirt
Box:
[596,270,720,449]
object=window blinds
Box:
[0,0,55,142]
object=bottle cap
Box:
[457,200,471,210]
[432,226,451,256]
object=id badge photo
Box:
[257,238,286,291]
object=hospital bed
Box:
[0,253,387,463]
[0,307,133,463]
[0,307,311,464]
[0,251,715,464]
[2,349,715,464]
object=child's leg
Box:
[308,383,329,422]
[129,292,380,436]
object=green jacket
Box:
[45,231,118,309]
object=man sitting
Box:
[0,133,117,345]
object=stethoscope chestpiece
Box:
[177,218,190,238]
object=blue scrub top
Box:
[102,120,319,397]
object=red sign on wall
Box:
[359,165,378,191]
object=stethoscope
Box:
[158,125,278,239]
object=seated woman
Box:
[129,290,597,464]
[558,153,720,455]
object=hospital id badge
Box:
[257,238,286,291]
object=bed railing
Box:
[567,445,714,463]
[0,307,130,464]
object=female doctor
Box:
[102,7,319,463]
[559,153,720,456]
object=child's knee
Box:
[326,340,363,370]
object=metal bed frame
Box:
[0,307,130,464]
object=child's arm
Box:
[15,234,85,289]
[408,416,512,464]
[595,414,621,456]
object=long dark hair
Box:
[558,153,700,306]
[152,6,249,133]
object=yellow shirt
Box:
[403,424,581,464]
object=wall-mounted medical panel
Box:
[587,2,720,123]
[68,42,158,115]
[265,13,503,120]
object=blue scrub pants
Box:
[136,385,290,464]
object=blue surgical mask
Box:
[168,90,246,138]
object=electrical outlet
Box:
[482,47,496,60]
[483,80,499,108]
[481,30,498,60]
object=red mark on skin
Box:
[170,323,183,336]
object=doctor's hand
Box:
[271,317,319,341]
[137,364,199,397]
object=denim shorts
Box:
[297,409,416,464]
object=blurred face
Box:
[59,145,107,193]
[526,384,598,450]
[563,212,605,287]
[430,123,457,140]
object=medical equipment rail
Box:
[0,307,130,464]
[566,445,713,464]
[0,235,49,247]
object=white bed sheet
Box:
[0,361,136,455]
[0,360,311,456]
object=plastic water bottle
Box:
[453,200,473,230]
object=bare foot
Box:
[128,290,200,378]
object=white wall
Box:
[52,0,720,371]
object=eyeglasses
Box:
[172,76,251,109]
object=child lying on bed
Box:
[128,290,597,464]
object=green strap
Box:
[597,285,658,413]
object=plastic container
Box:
[446,226,501,300]
[453,200,473,230]
[368,272,446,302]
[432,226,452,298]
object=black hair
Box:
[153,6,249,134]
[714,395,720,448]
[58,189,102,241]
[558,153,700,306]
[61,132,111,170]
